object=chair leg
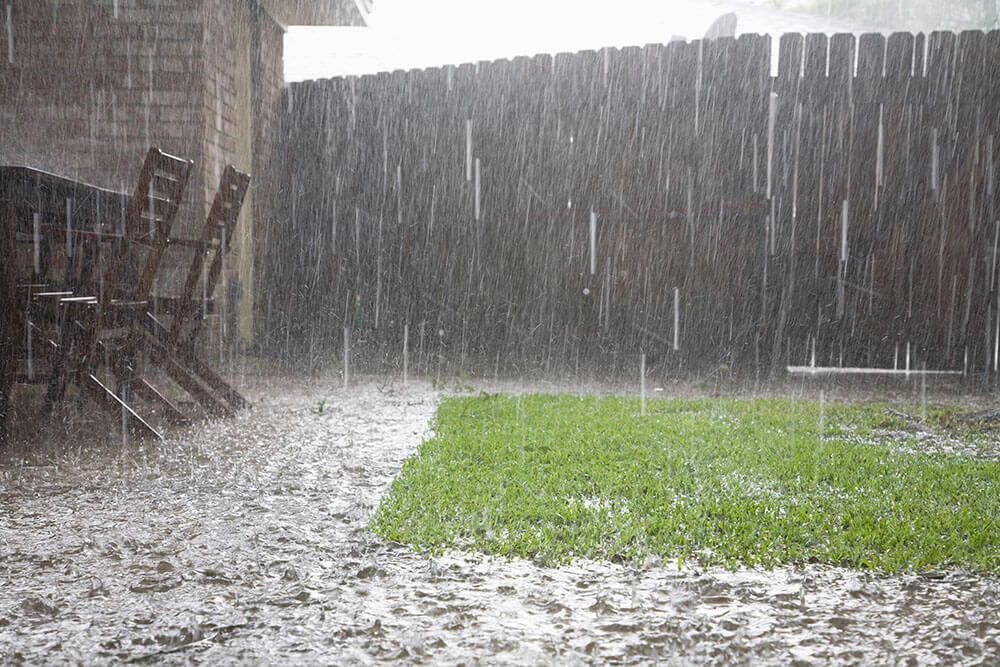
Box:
[80,373,162,441]
[179,349,250,411]
[145,337,233,418]
[131,378,191,426]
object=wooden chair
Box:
[141,165,252,415]
[100,164,252,423]
[31,152,252,439]
[41,147,193,438]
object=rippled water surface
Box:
[2,375,1000,664]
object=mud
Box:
[2,374,999,664]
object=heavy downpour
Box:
[3,0,1000,663]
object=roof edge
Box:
[259,0,370,27]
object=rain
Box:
[3,0,1000,663]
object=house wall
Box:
[0,0,286,345]
[0,0,205,216]
[248,5,285,344]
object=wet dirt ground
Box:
[2,373,1000,664]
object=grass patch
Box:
[372,394,1000,573]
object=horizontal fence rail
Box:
[260,30,1000,380]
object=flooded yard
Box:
[2,375,1000,664]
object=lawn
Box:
[372,394,1000,573]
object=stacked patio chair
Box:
[22,147,251,440]
[133,164,252,421]
[30,147,194,438]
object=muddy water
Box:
[2,376,1000,664]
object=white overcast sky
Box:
[284,0,872,81]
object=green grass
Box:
[371,394,1000,573]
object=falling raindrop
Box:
[639,352,646,416]
[920,363,927,421]
[930,127,939,191]
[465,118,473,181]
[148,183,156,237]
[766,91,777,199]
[354,207,361,263]
[818,389,825,436]
[343,326,350,387]
[769,197,776,256]
[375,214,383,329]
[875,103,884,207]
[202,247,208,311]
[791,102,802,219]
[474,157,481,221]
[330,198,338,256]
[5,4,11,64]
[65,198,73,260]
[219,227,227,351]
[840,199,849,263]
[124,39,133,90]
[25,317,32,381]
[32,212,40,275]
[403,323,409,386]
[396,165,402,226]
[589,208,597,275]
[694,41,703,136]
[752,133,760,193]
[995,305,999,372]
[672,286,680,351]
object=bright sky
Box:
[284,0,863,81]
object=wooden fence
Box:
[259,30,1000,378]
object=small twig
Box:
[953,408,1000,424]
[884,408,935,434]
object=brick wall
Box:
[249,5,284,344]
[0,0,205,232]
[201,0,284,342]
[0,0,287,343]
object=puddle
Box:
[1,375,999,664]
